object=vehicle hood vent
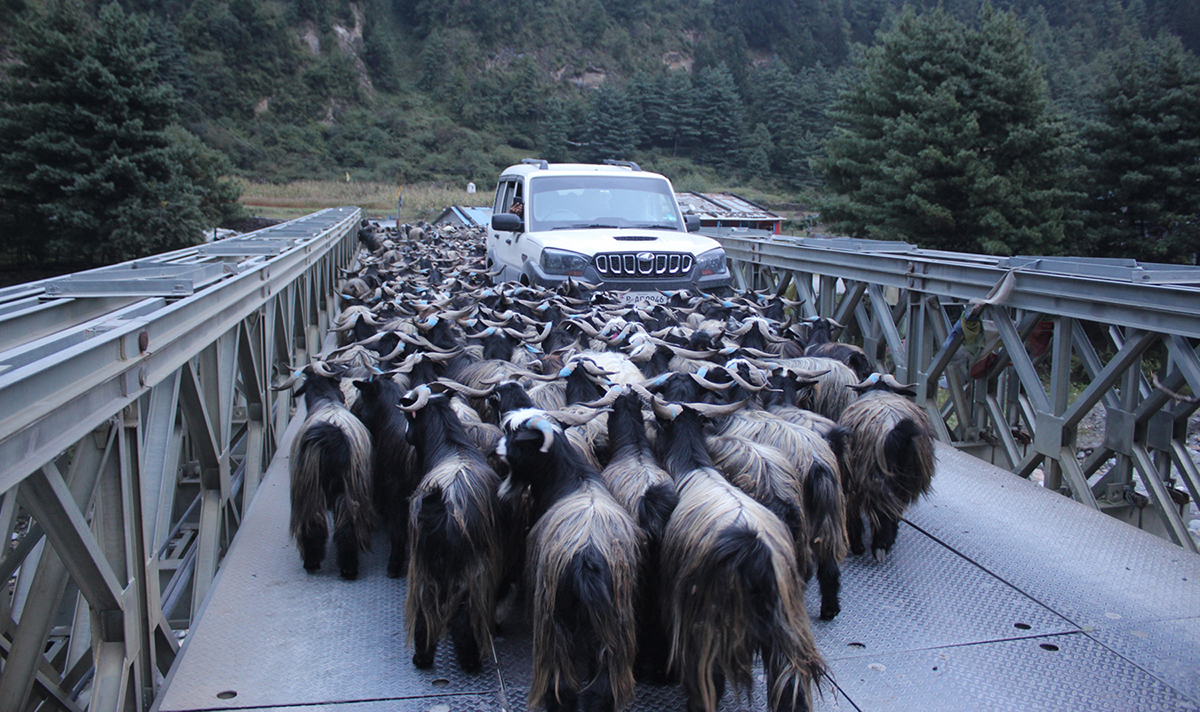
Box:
[614,235,658,241]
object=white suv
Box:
[485,160,731,299]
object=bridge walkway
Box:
[153,418,1200,712]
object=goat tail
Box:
[529,498,640,712]
[802,459,848,566]
[763,543,829,712]
[672,527,779,712]
[289,422,331,546]
[406,485,467,648]
[405,477,501,655]
[638,482,679,544]
[882,417,935,506]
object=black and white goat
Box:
[838,373,937,561]
[351,375,419,578]
[277,362,375,580]
[595,385,678,683]
[803,317,872,381]
[398,384,504,672]
[651,391,827,712]
[498,407,644,712]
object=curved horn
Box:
[650,395,683,421]
[433,378,496,399]
[575,385,625,409]
[687,398,752,420]
[310,360,341,378]
[397,385,432,412]
[690,370,737,391]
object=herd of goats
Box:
[272,220,937,712]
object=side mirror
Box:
[492,213,524,232]
[685,215,701,233]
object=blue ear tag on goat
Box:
[425,316,439,327]
[696,367,708,378]
[558,365,574,378]
[484,327,496,336]
[867,373,882,385]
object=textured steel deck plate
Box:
[156,441,1200,712]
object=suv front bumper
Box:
[523,262,732,293]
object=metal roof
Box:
[676,191,781,221]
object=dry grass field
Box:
[236,179,493,222]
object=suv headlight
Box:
[540,248,590,277]
[695,248,728,276]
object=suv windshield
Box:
[527,175,684,232]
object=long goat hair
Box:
[653,399,827,712]
[599,386,678,683]
[401,387,503,672]
[286,367,374,580]
[838,374,937,562]
[498,408,643,712]
[351,376,420,578]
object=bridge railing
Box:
[0,207,360,712]
[715,229,1200,553]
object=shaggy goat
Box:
[498,408,644,712]
[596,386,678,682]
[351,375,420,578]
[278,363,374,580]
[803,318,872,381]
[651,392,827,712]
[838,373,937,561]
[399,385,504,672]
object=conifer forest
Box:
[1,0,1198,267]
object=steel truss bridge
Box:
[0,210,1195,712]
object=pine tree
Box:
[745,123,774,180]
[660,70,701,155]
[814,6,1079,256]
[584,83,637,162]
[1081,36,1200,263]
[538,97,573,163]
[693,63,746,168]
[0,1,239,270]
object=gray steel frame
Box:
[718,232,1200,552]
[0,208,360,712]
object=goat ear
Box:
[511,428,545,448]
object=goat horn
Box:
[397,385,432,412]
[576,385,625,409]
[547,406,606,428]
[310,360,340,378]
[724,366,770,392]
[650,395,683,421]
[687,398,752,419]
[690,370,736,391]
[434,378,496,399]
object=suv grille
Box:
[594,252,694,279]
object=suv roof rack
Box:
[521,158,550,169]
[602,159,641,171]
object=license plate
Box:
[620,291,668,305]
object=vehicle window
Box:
[527,175,683,232]
[494,180,517,213]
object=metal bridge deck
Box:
[154,424,1200,712]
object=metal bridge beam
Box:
[0,208,360,712]
[721,233,1200,553]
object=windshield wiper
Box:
[631,223,680,231]
[550,223,621,230]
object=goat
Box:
[803,318,872,380]
[497,407,643,712]
[650,392,827,712]
[399,384,504,672]
[276,362,374,580]
[594,385,678,683]
[838,373,937,561]
[351,375,420,578]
